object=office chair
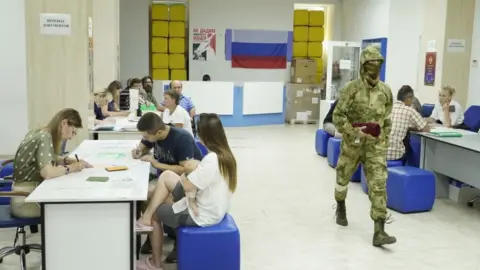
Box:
[0,185,42,269]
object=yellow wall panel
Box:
[151,4,169,20]
[170,69,187,80]
[152,54,168,69]
[293,42,308,57]
[152,21,168,37]
[152,69,169,80]
[293,26,308,42]
[151,37,168,53]
[169,38,185,53]
[169,4,186,21]
[169,54,185,69]
[294,9,309,26]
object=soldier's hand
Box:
[355,126,367,138]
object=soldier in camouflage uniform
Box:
[332,46,396,247]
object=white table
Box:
[90,116,143,140]
[26,140,150,270]
[416,129,480,198]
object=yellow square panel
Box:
[170,5,186,21]
[152,21,168,37]
[293,42,308,58]
[169,54,185,69]
[152,69,169,80]
[308,27,325,42]
[309,10,325,26]
[171,69,187,81]
[151,37,168,53]
[293,26,308,42]
[294,9,309,26]
[152,54,168,69]
[151,4,169,20]
[307,42,323,58]
[310,57,324,73]
[169,21,185,38]
[169,38,185,54]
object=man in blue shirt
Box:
[132,112,202,262]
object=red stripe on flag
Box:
[231,56,286,69]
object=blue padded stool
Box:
[387,166,435,213]
[421,103,435,117]
[361,160,403,194]
[195,139,208,158]
[315,129,331,157]
[350,166,362,182]
[406,134,421,167]
[0,161,14,178]
[177,214,240,270]
[327,137,341,168]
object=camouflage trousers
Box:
[334,136,388,220]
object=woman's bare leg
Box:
[138,171,181,226]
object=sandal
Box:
[135,220,153,232]
[136,257,163,270]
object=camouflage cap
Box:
[361,45,385,65]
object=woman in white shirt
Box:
[135,113,237,270]
[162,90,194,136]
[427,85,464,127]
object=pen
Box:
[75,154,79,162]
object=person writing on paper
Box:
[11,108,91,218]
[134,113,237,270]
[426,85,464,127]
[103,80,130,117]
[387,86,429,162]
[162,91,194,136]
[131,112,202,259]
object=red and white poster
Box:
[192,28,216,61]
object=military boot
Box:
[372,219,397,246]
[335,200,348,226]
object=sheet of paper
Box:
[296,90,303,97]
[129,89,139,111]
[312,97,319,104]
[339,60,351,70]
[296,112,308,121]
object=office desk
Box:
[90,116,143,140]
[418,132,480,198]
[26,140,150,270]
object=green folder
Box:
[429,131,463,137]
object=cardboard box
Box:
[285,83,323,122]
[291,59,317,84]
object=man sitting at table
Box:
[131,112,202,262]
[387,85,430,162]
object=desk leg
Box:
[421,137,449,198]
[41,201,134,270]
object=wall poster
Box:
[192,28,216,61]
[424,52,436,86]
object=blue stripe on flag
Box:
[231,42,287,57]
[232,29,288,43]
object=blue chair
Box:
[0,160,14,206]
[406,134,421,167]
[463,105,480,132]
[351,166,362,182]
[315,129,331,157]
[177,214,240,270]
[195,139,208,158]
[361,160,403,194]
[421,103,435,117]
[0,188,42,268]
[327,137,341,168]
[386,166,435,213]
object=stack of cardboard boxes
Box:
[286,59,325,124]
[150,4,188,81]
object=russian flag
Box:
[225,29,293,69]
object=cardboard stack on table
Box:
[286,9,326,124]
[151,4,187,81]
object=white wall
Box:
[119,0,150,82]
[188,0,340,82]
[468,0,480,107]
[385,0,424,99]
[0,0,28,156]
[93,0,120,89]
[340,0,390,41]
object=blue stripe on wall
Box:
[231,42,287,57]
[225,29,232,61]
[163,84,286,127]
[287,31,293,61]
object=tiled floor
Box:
[2,125,480,269]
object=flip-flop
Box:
[135,220,153,232]
[136,257,163,270]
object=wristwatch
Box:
[64,165,70,175]
[63,156,68,165]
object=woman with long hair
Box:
[102,80,130,117]
[135,113,237,270]
[11,108,91,218]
